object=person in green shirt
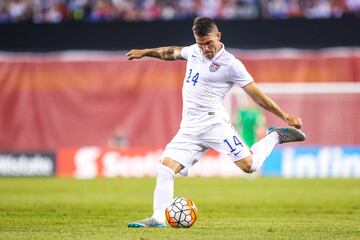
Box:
[235,97,266,147]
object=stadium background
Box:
[0,0,360,178]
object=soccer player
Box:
[235,96,266,147]
[126,17,306,228]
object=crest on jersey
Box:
[209,62,221,72]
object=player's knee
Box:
[161,157,184,174]
[242,163,253,174]
[234,156,254,173]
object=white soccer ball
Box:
[165,197,198,228]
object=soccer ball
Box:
[165,197,198,228]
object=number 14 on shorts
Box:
[223,136,243,157]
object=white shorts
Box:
[161,120,251,168]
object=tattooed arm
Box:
[126,46,185,61]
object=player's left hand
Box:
[285,115,303,129]
[126,49,146,60]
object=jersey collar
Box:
[212,43,225,61]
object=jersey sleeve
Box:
[180,45,193,60]
[228,59,254,87]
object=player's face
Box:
[194,31,222,59]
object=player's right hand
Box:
[126,49,145,60]
[285,115,303,129]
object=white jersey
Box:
[180,43,253,129]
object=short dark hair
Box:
[192,17,218,37]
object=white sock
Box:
[151,164,175,223]
[250,132,279,172]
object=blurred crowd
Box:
[0,0,359,23]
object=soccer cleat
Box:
[128,217,167,228]
[267,126,306,144]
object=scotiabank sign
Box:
[0,152,56,176]
[58,147,163,178]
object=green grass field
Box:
[0,177,359,240]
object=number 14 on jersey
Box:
[186,69,199,86]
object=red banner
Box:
[0,50,360,151]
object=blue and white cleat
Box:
[128,217,167,228]
[267,126,306,144]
